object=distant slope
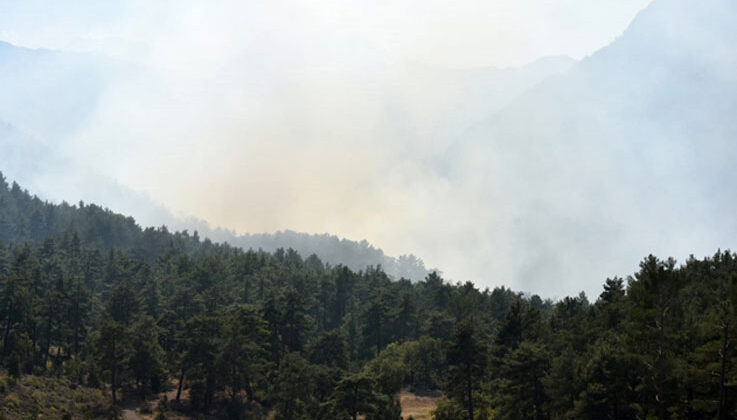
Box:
[226,230,429,281]
[0,119,426,278]
[0,41,429,279]
[381,56,576,149]
[0,40,576,283]
[444,0,737,294]
[0,166,429,279]
[0,42,175,229]
[0,41,124,141]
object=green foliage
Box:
[445,318,489,420]
[432,398,464,420]
[326,371,400,420]
[0,373,108,419]
[216,304,271,405]
[363,337,444,392]
[129,315,166,396]
[273,352,318,419]
[93,315,132,405]
[2,175,737,419]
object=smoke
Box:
[434,0,737,297]
[11,0,734,299]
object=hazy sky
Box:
[0,0,658,297]
[1,1,651,67]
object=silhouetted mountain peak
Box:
[585,0,737,77]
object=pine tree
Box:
[274,352,318,420]
[216,305,270,404]
[445,318,488,420]
[94,315,131,405]
[129,315,166,397]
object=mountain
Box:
[0,42,167,225]
[443,0,737,294]
[0,41,428,278]
[0,40,578,283]
[0,41,125,141]
[203,55,573,282]
[1,157,736,420]
[227,230,430,281]
[379,55,575,150]
[196,56,575,281]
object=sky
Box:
[0,0,662,297]
[1,1,652,68]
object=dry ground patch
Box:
[399,390,442,420]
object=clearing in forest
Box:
[399,391,441,420]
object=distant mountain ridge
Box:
[0,170,430,280]
[0,39,576,284]
[443,0,737,294]
[0,41,430,279]
[0,40,124,141]
[227,230,430,281]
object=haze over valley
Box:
[1,0,734,297]
[2,1,737,419]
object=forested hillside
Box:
[229,231,429,283]
[0,36,429,281]
[0,173,735,419]
[441,0,737,295]
[0,38,570,287]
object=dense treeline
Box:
[0,173,526,418]
[0,172,735,419]
[434,254,737,420]
[230,231,430,282]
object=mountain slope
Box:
[0,41,124,141]
[0,41,426,278]
[228,230,429,280]
[443,0,737,294]
[379,55,575,151]
[0,40,577,283]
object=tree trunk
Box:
[375,316,382,358]
[73,323,79,358]
[244,373,254,402]
[43,313,52,367]
[534,374,544,420]
[352,385,358,420]
[243,278,250,303]
[176,369,185,402]
[2,299,13,355]
[112,366,117,405]
[205,373,215,410]
[717,322,729,420]
[53,344,62,371]
[466,360,474,420]
[72,285,81,357]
